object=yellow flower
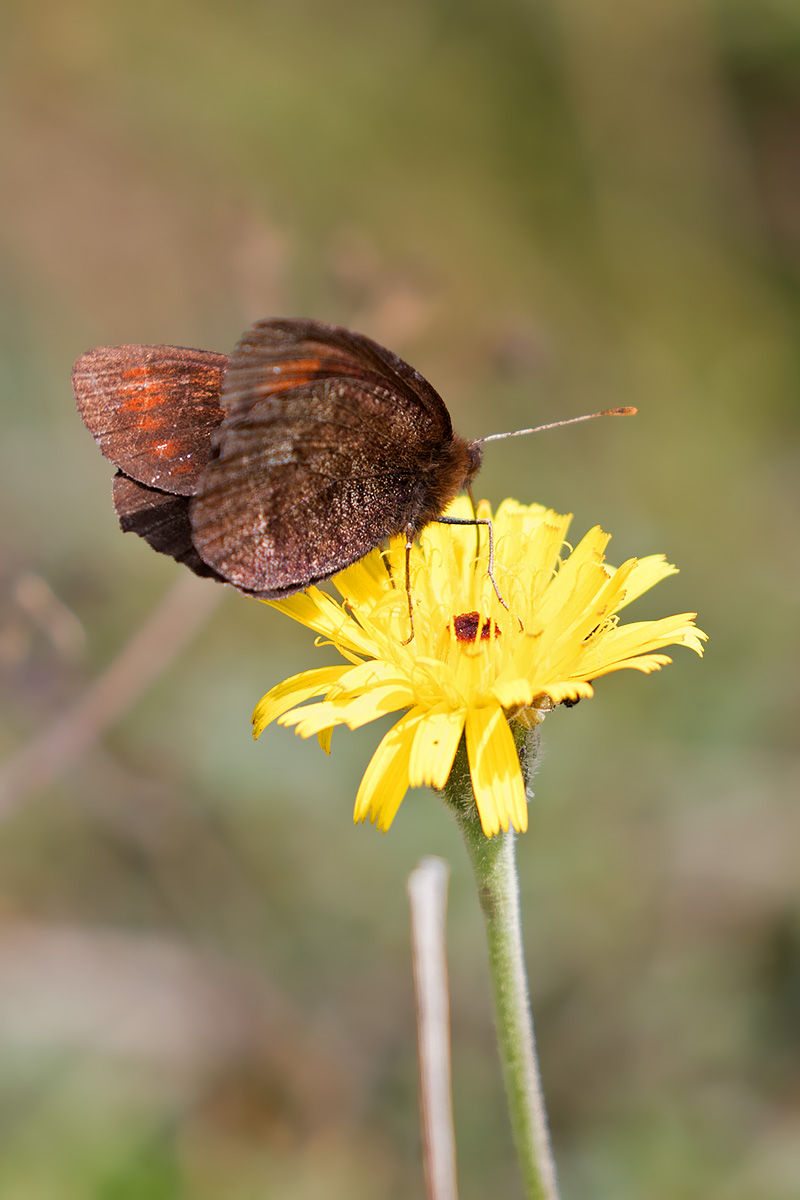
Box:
[253,498,706,837]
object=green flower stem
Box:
[444,729,559,1200]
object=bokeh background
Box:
[1,2,798,1197]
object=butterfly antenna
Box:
[477,406,637,445]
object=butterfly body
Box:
[73,319,482,597]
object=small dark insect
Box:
[73,318,634,608]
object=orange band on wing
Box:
[265,357,322,375]
[248,357,328,397]
[115,366,167,413]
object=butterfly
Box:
[73,318,485,600]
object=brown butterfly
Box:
[73,319,484,599]
[74,318,634,607]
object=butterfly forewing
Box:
[220,319,454,435]
[73,345,228,495]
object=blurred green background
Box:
[1,1,798,1196]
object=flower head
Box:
[253,498,706,837]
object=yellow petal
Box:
[613,555,679,608]
[465,704,527,836]
[534,526,610,629]
[491,673,541,711]
[536,680,595,704]
[266,588,377,658]
[280,680,415,737]
[252,666,349,738]
[588,652,674,674]
[317,727,333,754]
[580,615,706,675]
[408,705,466,790]
[353,709,425,830]
[331,658,411,697]
[496,507,572,608]
[333,551,397,612]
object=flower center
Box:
[450,611,499,642]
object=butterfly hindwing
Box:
[112,473,223,580]
[191,375,444,595]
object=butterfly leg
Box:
[400,524,416,645]
[466,482,480,564]
[434,516,509,610]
